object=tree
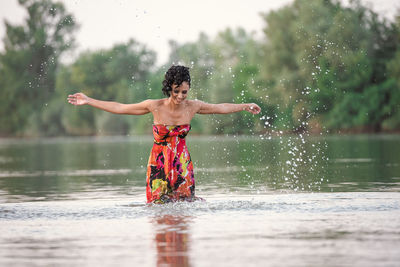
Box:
[259,0,399,132]
[57,39,156,135]
[383,11,400,130]
[166,28,263,134]
[0,0,77,136]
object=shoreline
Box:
[0,131,399,144]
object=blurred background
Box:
[1,3,400,265]
[0,0,399,137]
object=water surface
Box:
[0,135,399,266]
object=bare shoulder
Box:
[146,99,164,111]
[188,99,204,109]
[187,99,203,112]
[147,99,164,105]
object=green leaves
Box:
[0,0,77,136]
[1,0,399,136]
[56,39,156,135]
[259,0,399,132]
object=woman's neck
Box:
[166,97,185,110]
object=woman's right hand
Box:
[68,93,89,106]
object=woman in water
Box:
[68,65,261,203]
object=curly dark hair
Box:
[162,65,191,97]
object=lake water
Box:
[0,134,399,266]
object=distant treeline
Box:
[1,0,399,137]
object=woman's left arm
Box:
[196,101,261,115]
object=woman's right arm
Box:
[67,93,152,115]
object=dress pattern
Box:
[146,124,195,203]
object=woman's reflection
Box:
[152,215,191,267]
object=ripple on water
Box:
[334,158,374,163]
[0,169,133,178]
[0,192,399,221]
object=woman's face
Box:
[170,82,190,105]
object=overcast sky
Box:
[0,0,398,66]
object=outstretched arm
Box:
[196,101,261,115]
[67,93,151,115]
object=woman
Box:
[68,65,261,203]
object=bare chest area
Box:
[152,103,194,125]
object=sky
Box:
[0,0,398,66]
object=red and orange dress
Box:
[146,124,196,203]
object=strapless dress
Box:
[146,124,196,203]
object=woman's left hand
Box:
[245,103,261,114]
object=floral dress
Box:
[146,124,196,203]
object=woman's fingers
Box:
[67,94,77,105]
[247,103,261,114]
[67,93,86,105]
[253,105,261,114]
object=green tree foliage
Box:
[384,12,400,130]
[167,28,263,134]
[259,0,399,132]
[56,39,156,135]
[0,0,76,136]
[1,0,399,137]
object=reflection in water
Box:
[1,136,400,266]
[152,215,191,267]
[1,135,400,203]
